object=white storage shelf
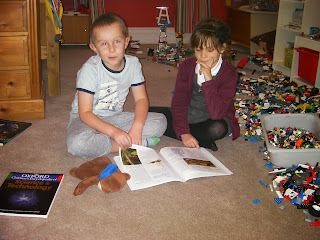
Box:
[273,0,320,77]
[291,36,320,88]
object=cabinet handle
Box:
[8,81,14,86]
[1,108,6,112]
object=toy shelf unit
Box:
[272,0,320,77]
[291,36,320,88]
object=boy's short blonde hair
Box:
[90,13,128,44]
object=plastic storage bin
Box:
[249,0,279,11]
[295,47,319,83]
[260,113,320,168]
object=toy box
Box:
[260,113,320,167]
[249,0,278,12]
[295,47,319,83]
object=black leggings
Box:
[149,106,228,143]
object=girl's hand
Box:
[112,129,132,150]
[181,134,200,150]
[197,61,212,81]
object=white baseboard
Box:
[128,27,191,44]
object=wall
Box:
[211,0,228,22]
[62,0,228,27]
[62,0,176,27]
[61,0,228,43]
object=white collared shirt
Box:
[195,54,223,85]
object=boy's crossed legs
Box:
[67,112,167,157]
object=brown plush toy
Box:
[69,157,130,196]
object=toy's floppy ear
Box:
[124,173,131,180]
[69,167,78,177]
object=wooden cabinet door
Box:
[62,15,90,44]
[0,36,29,68]
[0,70,31,100]
[0,0,28,32]
[227,8,250,48]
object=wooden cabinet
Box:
[0,0,45,120]
[273,0,320,77]
[62,14,90,44]
[227,6,278,55]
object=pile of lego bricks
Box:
[270,163,320,221]
[235,54,320,225]
[234,73,320,142]
[266,127,320,149]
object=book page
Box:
[160,147,233,181]
[114,145,182,191]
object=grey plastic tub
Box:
[260,113,320,167]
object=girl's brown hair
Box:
[190,17,232,63]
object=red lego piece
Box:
[237,57,249,68]
[284,195,291,201]
[286,95,296,101]
[310,219,320,226]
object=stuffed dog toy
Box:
[69,157,130,196]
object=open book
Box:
[114,145,232,191]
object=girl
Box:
[150,17,240,151]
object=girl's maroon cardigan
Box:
[171,57,240,140]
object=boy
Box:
[67,13,167,157]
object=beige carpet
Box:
[0,44,319,240]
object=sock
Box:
[142,137,160,147]
[209,141,218,151]
[198,140,218,151]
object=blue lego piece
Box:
[274,198,283,204]
[253,199,261,204]
[265,162,273,168]
[248,135,261,142]
[291,199,298,205]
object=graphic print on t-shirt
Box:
[95,81,120,111]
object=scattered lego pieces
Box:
[235,74,320,142]
[270,163,320,217]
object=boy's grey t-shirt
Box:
[70,54,145,118]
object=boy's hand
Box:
[112,129,132,150]
[128,127,142,146]
[197,61,212,81]
[181,134,200,150]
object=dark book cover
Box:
[0,119,32,146]
[0,172,64,218]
